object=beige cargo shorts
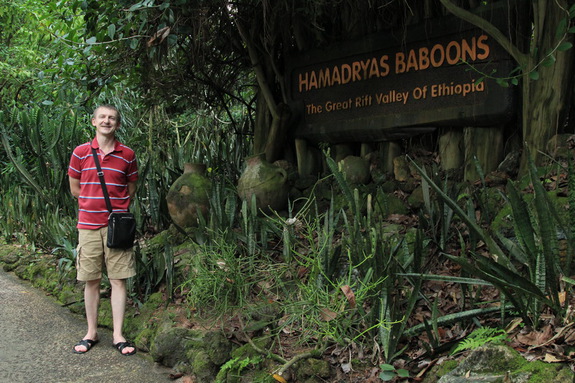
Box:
[76,228,136,281]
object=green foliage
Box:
[179,237,253,314]
[216,355,263,382]
[451,327,509,355]
[417,162,460,251]
[379,363,409,381]
[412,154,568,327]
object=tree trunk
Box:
[521,0,574,171]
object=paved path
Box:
[0,270,171,383]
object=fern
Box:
[451,327,509,355]
[217,356,263,382]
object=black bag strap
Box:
[91,147,113,214]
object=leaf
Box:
[128,2,146,11]
[379,371,395,381]
[529,71,539,80]
[320,308,337,321]
[516,325,553,347]
[544,353,565,363]
[85,36,97,45]
[541,54,556,67]
[340,285,356,308]
[397,369,410,378]
[556,18,568,39]
[107,24,116,39]
[558,42,573,51]
[130,38,139,50]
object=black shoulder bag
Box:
[91,147,136,249]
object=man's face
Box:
[92,107,120,137]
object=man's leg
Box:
[110,278,135,355]
[74,278,101,352]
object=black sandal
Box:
[113,341,136,356]
[73,339,98,354]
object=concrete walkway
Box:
[0,270,171,383]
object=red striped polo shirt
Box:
[68,138,138,230]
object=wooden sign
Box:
[287,5,517,143]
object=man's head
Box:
[92,105,121,137]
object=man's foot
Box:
[113,341,136,356]
[73,338,99,354]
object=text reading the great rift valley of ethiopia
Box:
[305,80,485,115]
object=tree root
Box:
[238,316,325,381]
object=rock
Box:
[203,331,232,365]
[430,344,574,383]
[407,185,425,210]
[151,327,195,367]
[338,155,371,185]
[295,358,331,381]
[393,156,411,182]
[374,189,409,217]
[497,150,520,174]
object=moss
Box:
[147,230,172,247]
[0,245,27,262]
[437,345,574,382]
[204,331,233,365]
[151,326,193,367]
[3,262,18,272]
[375,189,409,217]
[189,349,218,381]
[238,369,276,383]
[126,291,165,340]
[134,328,155,351]
[231,337,271,360]
[294,358,331,381]
[0,251,20,265]
[98,299,113,329]
[515,358,573,382]
[31,264,60,294]
[435,359,458,376]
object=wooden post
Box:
[439,128,464,171]
[463,126,504,181]
[361,143,374,157]
[333,144,354,163]
[295,138,320,177]
[381,141,402,174]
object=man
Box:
[68,105,138,356]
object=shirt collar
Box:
[90,137,122,152]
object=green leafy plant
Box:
[216,355,263,382]
[379,363,409,381]
[410,153,568,327]
[451,327,509,355]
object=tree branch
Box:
[439,0,529,68]
[236,20,279,120]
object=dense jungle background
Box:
[3,0,575,382]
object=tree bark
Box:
[521,0,574,170]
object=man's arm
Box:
[128,181,137,202]
[69,176,81,198]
